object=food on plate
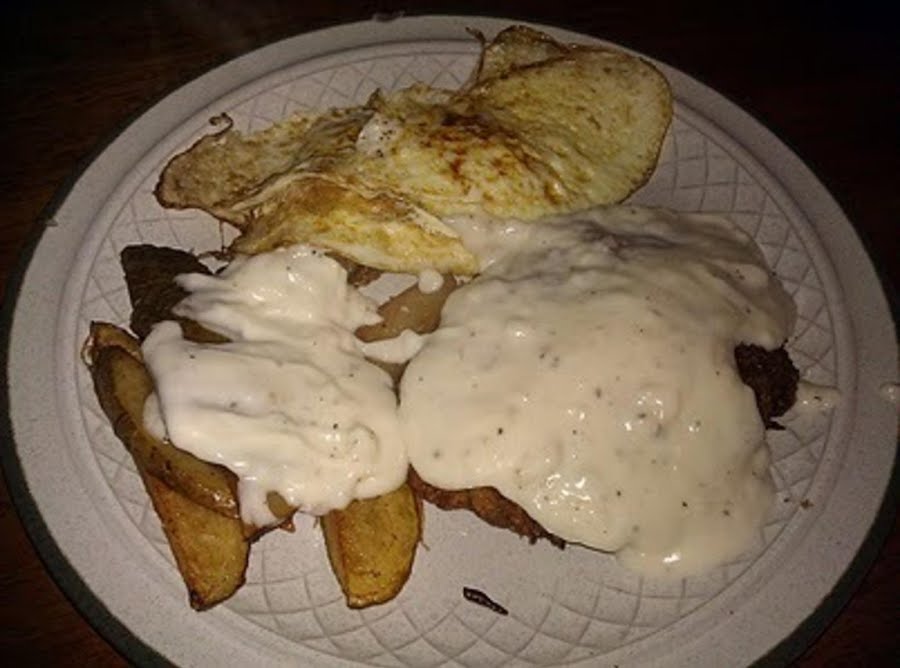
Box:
[89,244,429,607]
[86,320,297,529]
[137,245,411,528]
[85,323,250,609]
[155,25,671,274]
[321,269,457,607]
[408,467,564,547]
[83,25,801,607]
[410,340,797,553]
[139,470,249,610]
[322,482,421,608]
[86,321,240,519]
[399,207,798,576]
[733,344,799,427]
[356,272,459,384]
[121,244,227,343]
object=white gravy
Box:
[141,245,409,526]
[140,204,799,578]
[794,381,841,412]
[400,206,796,577]
[417,268,445,294]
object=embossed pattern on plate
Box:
[67,41,844,666]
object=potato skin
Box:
[140,471,249,610]
[320,276,458,607]
[356,274,457,384]
[87,322,241,519]
[85,322,249,608]
[87,244,453,610]
[322,483,422,608]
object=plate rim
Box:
[1,13,896,667]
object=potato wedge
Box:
[87,322,297,528]
[87,319,298,608]
[140,470,249,610]
[357,274,458,342]
[356,274,458,384]
[121,244,227,343]
[322,483,421,608]
[322,277,459,607]
[87,322,240,518]
[98,245,451,609]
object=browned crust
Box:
[407,468,565,548]
[735,343,799,428]
[153,114,234,211]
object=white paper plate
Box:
[3,15,897,668]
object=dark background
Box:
[1,1,897,665]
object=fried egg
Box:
[156,26,672,274]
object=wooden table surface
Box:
[1,2,896,665]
